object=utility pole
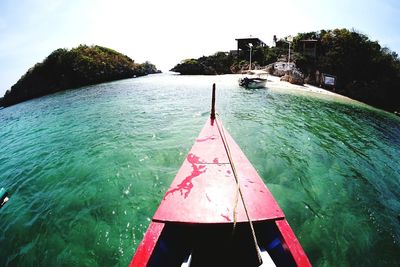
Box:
[248,43,253,70]
[285,36,293,70]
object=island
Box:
[0,45,160,107]
[170,52,235,75]
[171,28,400,114]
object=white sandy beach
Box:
[261,74,365,107]
[235,71,348,99]
[266,75,344,97]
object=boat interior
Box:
[147,220,296,267]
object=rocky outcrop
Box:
[280,71,304,85]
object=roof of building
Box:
[235,37,267,49]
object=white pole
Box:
[249,44,252,70]
[286,35,293,67]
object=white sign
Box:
[324,76,335,86]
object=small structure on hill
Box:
[299,39,318,58]
[266,61,296,77]
[235,37,267,62]
[236,37,267,51]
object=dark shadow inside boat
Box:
[147,221,297,267]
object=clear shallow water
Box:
[0,73,399,266]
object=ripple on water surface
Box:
[0,74,399,266]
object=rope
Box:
[215,115,263,265]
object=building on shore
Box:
[234,37,267,62]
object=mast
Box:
[210,83,216,121]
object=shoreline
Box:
[261,74,379,110]
[232,73,356,103]
[266,74,350,99]
[261,74,400,118]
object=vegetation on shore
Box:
[170,52,235,75]
[1,45,160,107]
[292,29,400,112]
[171,28,400,113]
[169,44,285,75]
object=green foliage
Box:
[171,45,281,75]
[137,61,161,75]
[1,45,160,107]
[171,52,234,75]
[171,59,211,75]
[264,47,279,65]
[291,28,400,112]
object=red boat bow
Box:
[130,85,311,267]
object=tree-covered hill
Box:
[170,52,235,75]
[1,45,160,107]
[291,29,400,112]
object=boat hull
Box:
[239,77,267,89]
[130,118,310,267]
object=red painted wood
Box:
[153,118,284,223]
[188,118,230,164]
[215,119,285,222]
[129,221,164,267]
[130,116,310,266]
[275,219,311,267]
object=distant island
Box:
[171,52,235,75]
[0,45,160,107]
[171,28,400,114]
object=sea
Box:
[0,73,399,266]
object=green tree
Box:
[1,45,159,107]
[292,28,400,112]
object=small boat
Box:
[129,84,310,267]
[239,77,267,89]
[238,70,268,89]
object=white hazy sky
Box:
[1,0,400,96]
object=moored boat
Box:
[238,77,267,89]
[238,70,268,89]
[129,84,310,267]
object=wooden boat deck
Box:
[154,118,284,224]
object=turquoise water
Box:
[0,74,399,266]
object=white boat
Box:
[238,70,268,89]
